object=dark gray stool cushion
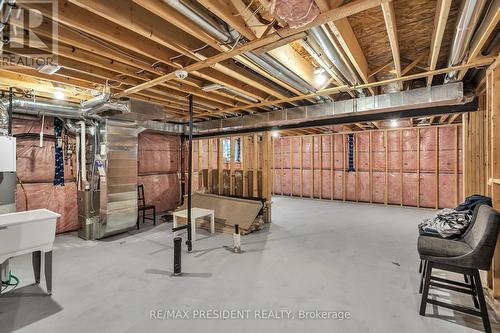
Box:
[418,236,472,258]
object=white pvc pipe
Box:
[75,131,80,190]
[78,120,89,189]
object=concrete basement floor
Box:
[1,197,499,333]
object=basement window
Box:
[347,133,355,172]
[222,138,241,163]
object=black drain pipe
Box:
[186,95,193,252]
[171,95,193,252]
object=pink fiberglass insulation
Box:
[403,173,418,206]
[333,171,344,200]
[387,172,402,205]
[138,131,180,174]
[371,171,385,203]
[138,174,181,213]
[313,169,321,198]
[302,170,313,197]
[321,170,332,199]
[387,130,401,171]
[371,131,386,171]
[16,139,76,183]
[292,170,301,196]
[303,136,313,168]
[419,173,437,208]
[358,172,370,202]
[282,137,291,169]
[16,182,78,233]
[272,125,463,209]
[282,169,292,195]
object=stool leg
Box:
[418,260,423,273]
[32,251,41,284]
[153,207,156,226]
[472,269,491,333]
[469,274,480,309]
[44,251,52,295]
[419,261,433,316]
[419,260,427,294]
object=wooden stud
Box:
[300,136,304,198]
[290,136,294,197]
[355,133,359,202]
[369,131,373,204]
[400,129,404,206]
[436,127,440,209]
[208,138,213,192]
[384,130,388,205]
[417,128,421,208]
[455,125,459,206]
[230,137,235,196]
[342,134,346,201]
[331,134,334,200]
[242,136,247,197]
[218,138,223,195]
[319,135,323,199]
[253,134,259,197]
[311,136,315,199]
[280,138,284,195]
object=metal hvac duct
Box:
[162,0,231,43]
[308,26,365,95]
[202,83,259,103]
[445,0,488,82]
[194,82,466,133]
[4,97,185,134]
[0,102,8,136]
[162,0,328,101]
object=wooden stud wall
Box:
[189,133,273,221]
[463,60,500,311]
[271,124,463,209]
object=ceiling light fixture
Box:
[314,67,325,75]
[390,119,399,127]
[272,131,280,138]
[315,73,327,86]
[53,90,65,100]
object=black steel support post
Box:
[186,95,193,252]
[179,136,185,206]
[173,237,182,275]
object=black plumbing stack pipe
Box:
[173,237,182,275]
[186,95,193,252]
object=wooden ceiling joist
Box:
[114,0,385,98]
[426,0,452,86]
[381,0,403,90]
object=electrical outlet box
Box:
[0,136,16,172]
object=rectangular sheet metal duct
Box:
[96,120,140,238]
[194,83,465,134]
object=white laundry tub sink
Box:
[0,209,60,264]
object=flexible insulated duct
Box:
[445,0,488,82]
[0,102,8,135]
